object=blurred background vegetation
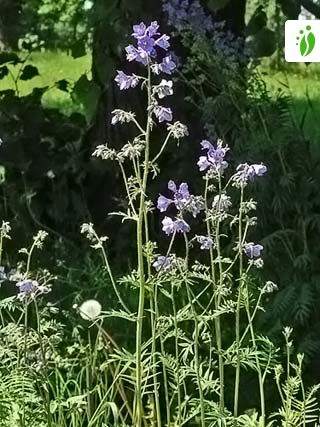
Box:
[1,0,320,401]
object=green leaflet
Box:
[300,32,316,57]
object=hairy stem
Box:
[204,178,224,409]
[234,186,244,418]
[183,234,206,427]
[135,62,152,427]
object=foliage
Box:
[79,20,319,426]
[0,49,100,243]
[21,0,93,50]
[160,2,320,373]
[0,16,319,427]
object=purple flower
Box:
[158,182,200,236]
[175,219,190,233]
[154,106,173,123]
[153,79,173,99]
[115,71,139,90]
[157,181,190,213]
[168,180,178,192]
[252,164,267,176]
[155,34,171,50]
[197,235,214,250]
[187,196,205,217]
[151,63,161,75]
[157,180,204,219]
[171,181,190,209]
[244,243,263,259]
[16,279,38,296]
[157,195,173,212]
[138,35,156,56]
[161,217,190,235]
[197,156,211,172]
[159,55,176,74]
[162,0,213,34]
[153,255,173,272]
[132,22,147,39]
[212,194,232,212]
[233,163,267,186]
[197,139,229,174]
[162,216,177,235]
[147,21,160,37]
[127,22,170,66]
[125,45,148,65]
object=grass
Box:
[1,50,91,115]
[260,62,320,144]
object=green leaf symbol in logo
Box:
[297,25,316,57]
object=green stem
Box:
[284,339,291,427]
[234,186,244,418]
[204,178,224,409]
[183,234,206,427]
[171,282,182,427]
[86,329,93,421]
[244,291,265,426]
[214,175,225,408]
[153,232,177,426]
[135,62,152,427]
[0,234,3,266]
[92,229,130,313]
[144,209,162,427]
[151,130,173,164]
[34,298,52,427]
[154,282,171,425]
[26,240,37,276]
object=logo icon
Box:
[296,25,315,56]
[285,20,320,62]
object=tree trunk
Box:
[216,0,247,36]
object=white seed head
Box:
[79,299,102,321]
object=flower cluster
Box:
[244,242,263,259]
[152,255,176,273]
[154,106,173,123]
[115,71,139,90]
[0,221,11,239]
[196,235,214,250]
[262,281,278,294]
[16,279,51,301]
[33,230,49,249]
[167,121,189,139]
[157,180,204,235]
[152,79,173,99]
[212,193,232,213]
[162,1,247,68]
[158,181,190,212]
[197,139,229,174]
[112,21,180,127]
[232,163,267,187]
[115,21,176,93]
[93,139,144,163]
[0,266,30,284]
[162,217,190,235]
[162,0,213,34]
[111,110,136,126]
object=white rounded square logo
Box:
[285,20,320,62]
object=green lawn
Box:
[1,50,91,115]
[261,64,320,143]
